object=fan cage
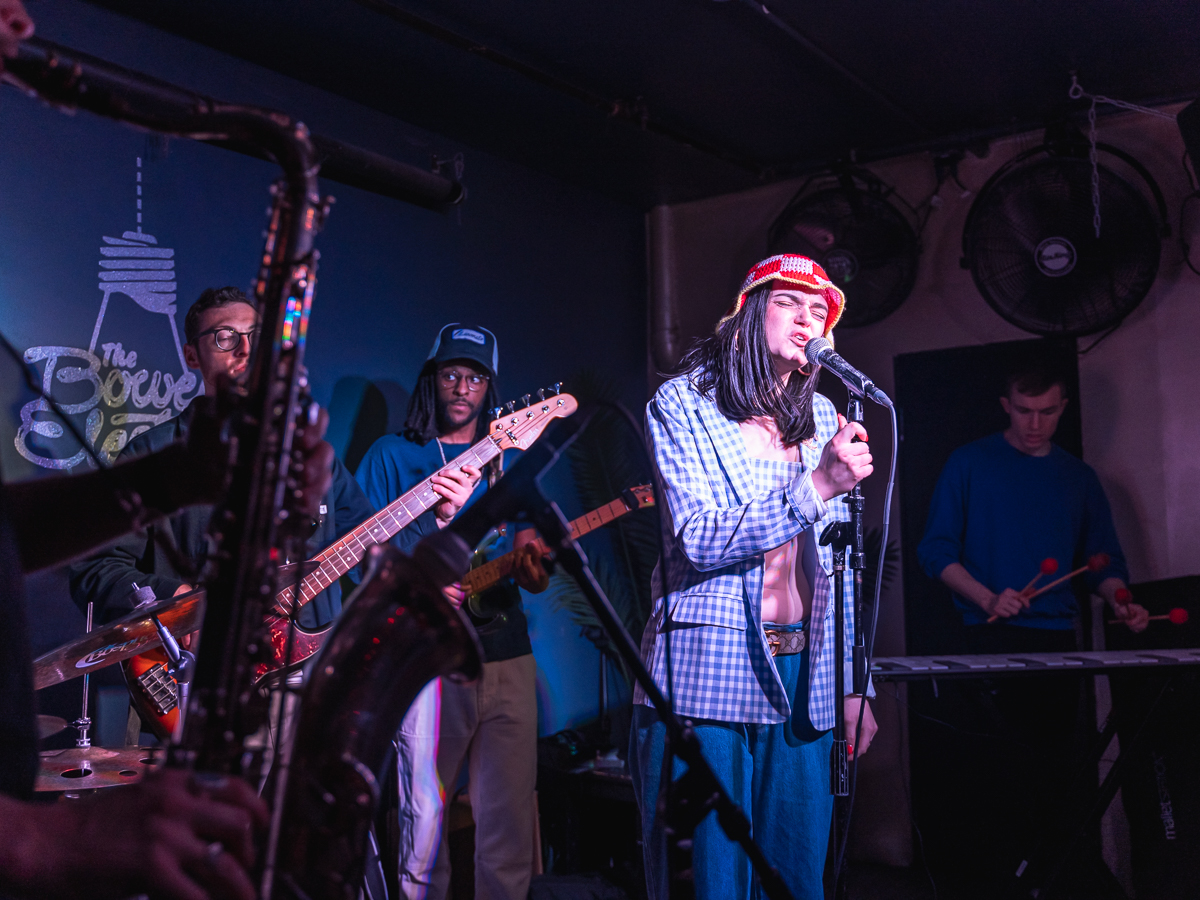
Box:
[768,177,919,329]
[964,154,1161,337]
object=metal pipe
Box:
[6,37,464,212]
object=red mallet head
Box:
[1169,608,1189,625]
[1087,553,1111,572]
[1041,558,1059,575]
[1114,588,1132,606]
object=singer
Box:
[630,254,876,900]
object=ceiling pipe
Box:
[10,37,465,212]
[648,204,685,375]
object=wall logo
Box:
[15,158,201,470]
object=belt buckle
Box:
[765,629,781,657]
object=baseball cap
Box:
[426,323,499,377]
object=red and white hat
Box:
[721,254,846,335]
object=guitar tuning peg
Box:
[506,401,516,414]
[552,382,563,395]
[521,394,531,407]
[490,407,504,420]
[537,388,546,401]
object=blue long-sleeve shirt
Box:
[917,432,1129,629]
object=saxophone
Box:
[5,37,480,898]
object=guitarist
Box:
[67,286,380,737]
[356,323,548,900]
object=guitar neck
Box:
[462,494,636,595]
[276,436,503,614]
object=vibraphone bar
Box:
[871,647,1200,680]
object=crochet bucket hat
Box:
[721,254,847,335]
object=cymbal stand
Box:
[72,602,93,749]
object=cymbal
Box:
[32,588,206,690]
[36,715,68,739]
[35,745,158,793]
[32,559,325,691]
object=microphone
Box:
[805,337,892,408]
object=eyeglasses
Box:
[196,326,261,351]
[437,369,490,392]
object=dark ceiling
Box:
[87,0,1200,209]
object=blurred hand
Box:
[511,541,549,594]
[0,0,33,64]
[983,588,1030,619]
[432,465,482,527]
[183,396,333,521]
[443,582,466,609]
[10,768,267,900]
[845,696,878,760]
[812,415,873,501]
[1118,602,1150,633]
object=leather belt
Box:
[764,626,807,657]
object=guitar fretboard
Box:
[274,437,503,615]
[462,494,635,595]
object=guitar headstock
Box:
[622,484,656,510]
[488,384,579,451]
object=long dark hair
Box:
[401,364,501,446]
[676,285,821,445]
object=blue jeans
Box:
[630,648,834,900]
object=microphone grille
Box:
[805,336,832,367]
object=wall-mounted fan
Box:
[768,167,920,328]
[961,130,1169,337]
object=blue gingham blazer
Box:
[633,372,857,728]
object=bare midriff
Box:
[738,417,813,626]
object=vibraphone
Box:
[871,647,1200,679]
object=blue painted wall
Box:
[3,0,646,739]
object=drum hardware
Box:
[36,715,68,740]
[36,746,159,793]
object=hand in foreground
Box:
[431,465,483,527]
[443,582,466,609]
[183,396,334,520]
[983,587,1030,619]
[511,541,550,594]
[844,696,878,760]
[811,414,873,501]
[0,0,33,63]
[7,768,267,900]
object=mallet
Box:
[1023,553,1111,601]
[1021,557,1059,594]
[1109,607,1188,626]
[987,553,1109,624]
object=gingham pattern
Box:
[721,254,847,335]
[633,373,856,727]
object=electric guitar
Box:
[462,484,656,614]
[123,388,578,738]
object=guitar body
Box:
[121,649,180,740]
[257,615,331,685]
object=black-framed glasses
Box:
[196,326,261,352]
[437,369,490,392]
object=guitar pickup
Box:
[136,662,179,716]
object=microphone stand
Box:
[818,391,869,900]
[529,501,796,900]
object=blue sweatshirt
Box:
[917,432,1129,629]
[355,434,532,661]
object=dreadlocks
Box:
[401,364,501,446]
[676,284,821,445]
